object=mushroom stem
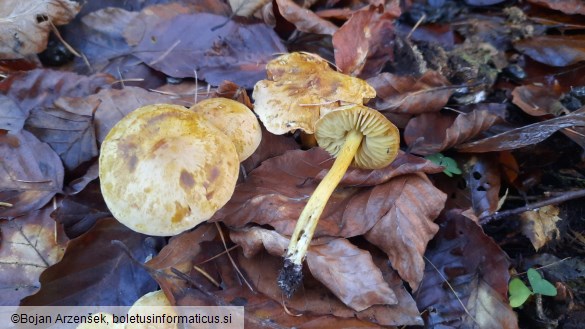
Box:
[278,129,363,297]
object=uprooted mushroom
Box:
[99,100,261,236]
[252,52,400,297]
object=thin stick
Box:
[480,189,585,224]
[193,265,220,287]
[214,222,255,292]
[196,245,240,265]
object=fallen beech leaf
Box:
[514,35,585,67]
[512,85,568,117]
[54,86,185,143]
[520,205,563,251]
[364,173,445,291]
[527,0,585,16]
[464,0,506,5]
[213,148,444,239]
[0,0,80,59]
[0,95,26,132]
[0,131,64,219]
[25,106,98,171]
[231,227,396,311]
[0,69,114,117]
[333,4,395,77]
[457,110,585,152]
[241,126,300,175]
[128,13,286,88]
[367,71,455,114]
[20,218,162,306]
[52,181,110,239]
[404,110,503,155]
[0,206,66,305]
[253,52,376,134]
[274,0,338,35]
[416,211,518,328]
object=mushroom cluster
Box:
[99,99,261,236]
[253,53,400,297]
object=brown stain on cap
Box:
[179,169,195,191]
[171,201,189,223]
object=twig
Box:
[480,189,585,224]
[214,222,255,292]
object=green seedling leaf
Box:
[509,278,532,308]
[425,153,462,177]
[527,268,557,296]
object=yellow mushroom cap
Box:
[127,290,176,329]
[190,98,261,162]
[315,105,400,169]
[252,52,376,135]
[99,104,239,236]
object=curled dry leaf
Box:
[332,3,396,77]
[0,0,80,59]
[21,218,162,306]
[128,13,286,88]
[416,211,517,329]
[457,109,585,152]
[404,110,503,156]
[274,0,338,35]
[514,35,585,67]
[252,52,376,134]
[213,148,443,239]
[520,205,563,251]
[231,227,397,313]
[512,85,568,117]
[229,0,269,17]
[0,131,64,219]
[0,206,66,305]
[367,70,455,114]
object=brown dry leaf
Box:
[514,35,585,67]
[0,131,64,219]
[0,69,114,117]
[21,218,161,306]
[404,110,503,156]
[213,148,444,239]
[520,205,563,251]
[511,85,568,117]
[241,126,300,175]
[367,71,455,114]
[0,206,66,305]
[127,12,285,88]
[0,0,80,59]
[252,52,376,134]
[0,94,26,132]
[54,86,186,143]
[364,173,445,291]
[231,227,396,312]
[332,3,395,77]
[527,0,585,16]
[145,224,217,303]
[457,109,585,152]
[416,211,517,328]
[274,0,338,35]
[25,106,98,171]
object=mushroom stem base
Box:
[279,129,363,296]
[277,259,303,298]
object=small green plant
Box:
[509,268,557,308]
[425,153,462,177]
